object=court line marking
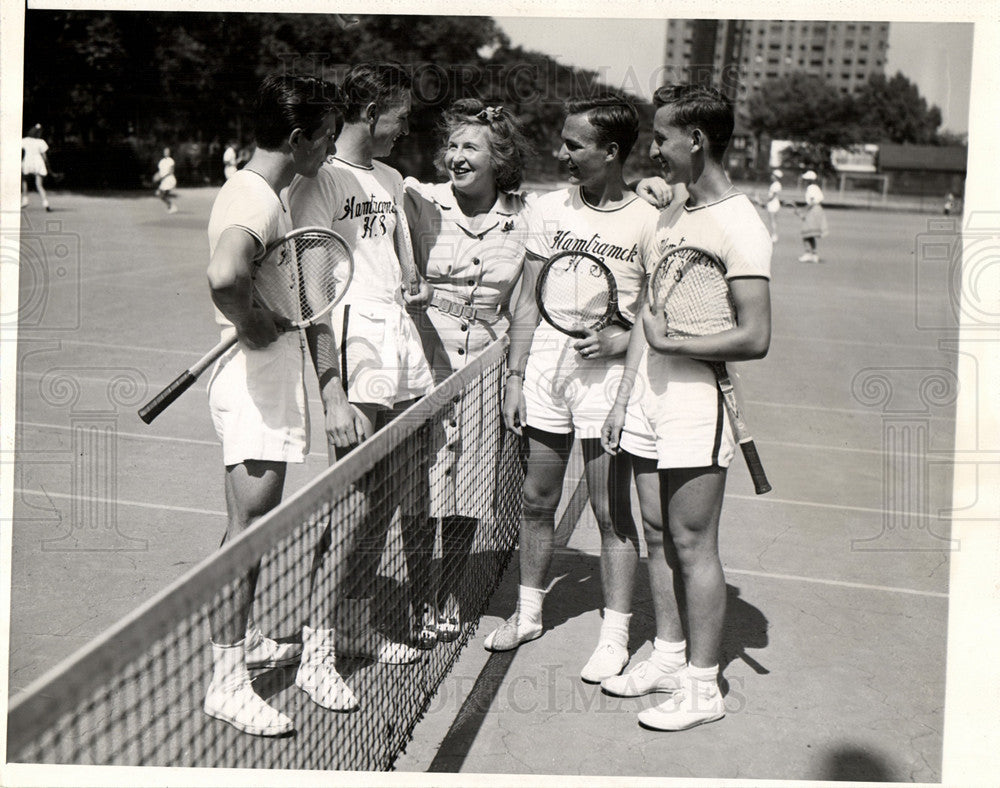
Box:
[19,420,328,457]
[29,338,209,357]
[770,332,948,353]
[14,488,226,517]
[723,567,948,599]
[745,398,957,422]
[18,419,957,464]
[17,368,953,423]
[726,492,951,519]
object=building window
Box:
[766,71,778,78]
[843,58,853,66]
[858,58,868,66]
[845,39,854,48]
[862,24,872,33]
[841,72,851,80]
[810,59,823,66]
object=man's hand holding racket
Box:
[572,324,629,360]
[236,307,294,350]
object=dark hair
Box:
[564,95,639,162]
[341,63,412,122]
[253,74,342,151]
[433,99,533,192]
[652,84,735,158]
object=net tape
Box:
[8,336,523,771]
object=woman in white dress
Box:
[153,147,178,213]
[21,124,52,211]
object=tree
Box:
[852,72,943,144]
[746,72,856,148]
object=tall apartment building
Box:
[663,19,890,102]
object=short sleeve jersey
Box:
[525,187,659,323]
[647,192,772,281]
[287,157,404,305]
[207,169,292,327]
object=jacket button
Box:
[457,348,465,355]
[461,323,468,332]
[467,279,475,286]
[472,257,481,265]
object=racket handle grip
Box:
[740,441,772,495]
[138,335,237,424]
[138,372,198,424]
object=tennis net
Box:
[7,335,523,770]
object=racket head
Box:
[648,245,736,338]
[535,251,624,338]
[253,226,354,327]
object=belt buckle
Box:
[461,304,476,320]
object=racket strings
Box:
[539,254,614,332]
[253,232,352,324]
[652,253,736,338]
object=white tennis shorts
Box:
[335,299,434,408]
[624,348,736,470]
[207,330,310,467]
[157,174,177,192]
[522,328,655,446]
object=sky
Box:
[494,17,974,134]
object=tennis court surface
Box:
[8,189,957,780]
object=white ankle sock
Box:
[687,662,720,694]
[517,585,545,626]
[650,637,687,671]
[599,608,631,649]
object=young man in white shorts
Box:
[288,63,434,666]
[602,84,773,731]
[488,96,660,684]
[203,75,353,736]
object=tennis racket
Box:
[138,226,354,424]
[648,244,771,494]
[535,251,632,339]
[394,182,421,296]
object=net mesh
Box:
[537,253,614,333]
[255,229,353,324]
[8,337,523,771]
[650,247,736,338]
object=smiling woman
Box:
[400,98,536,646]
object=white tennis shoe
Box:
[637,683,725,731]
[580,642,629,683]
[244,626,302,669]
[204,643,293,736]
[600,659,686,697]
[483,613,542,652]
[296,626,358,711]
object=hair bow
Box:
[477,105,504,123]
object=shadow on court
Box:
[426,547,771,774]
